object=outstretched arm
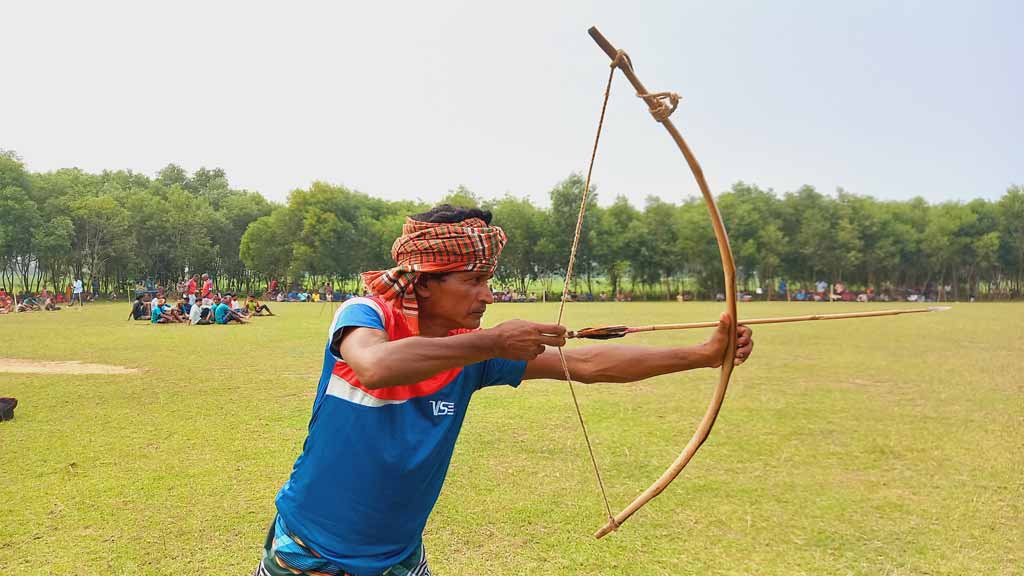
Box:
[339,319,567,390]
[523,313,753,383]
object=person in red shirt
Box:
[187,274,198,304]
[201,274,213,298]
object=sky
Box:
[2,1,1020,207]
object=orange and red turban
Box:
[361,217,506,332]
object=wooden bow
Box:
[586,27,739,539]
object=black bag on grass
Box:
[0,397,17,421]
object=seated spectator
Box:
[16,294,40,312]
[43,295,61,311]
[188,298,202,324]
[174,299,191,318]
[214,296,247,324]
[194,296,215,324]
[226,294,250,316]
[0,293,12,314]
[276,291,286,302]
[246,295,274,316]
[151,298,170,324]
[161,301,186,323]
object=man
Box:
[192,296,215,325]
[150,297,169,324]
[71,277,84,307]
[201,274,214,299]
[129,294,148,320]
[214,295,247,324]
[187,274,199,305]
[246,295,274,316]
[256,205,754,576]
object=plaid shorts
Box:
[253,516,431,576]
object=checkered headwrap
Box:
[361,217,506,332]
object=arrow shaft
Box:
[622,307,944,335]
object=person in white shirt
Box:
[71,278,84,307]
[189,301,203,324]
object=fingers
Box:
[538,335,566,347]
[717,312,732,329]
[536,323,567,336]
[736,325,752,347]
[536,323,567,347]
[734,326,753,366]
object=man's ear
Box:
[413,276,433,300]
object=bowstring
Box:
[557,61,619,527]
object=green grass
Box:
[1,301,1021,575]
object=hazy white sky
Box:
[2,1,1019,207]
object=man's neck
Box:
[416,315,452,338]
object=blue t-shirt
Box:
[214,302,230,324]
[150,304,162,323]
[275,297,526,576]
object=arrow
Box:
[567,307,950,340]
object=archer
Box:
[254,204,754,576]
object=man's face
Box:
[417,271,494,330]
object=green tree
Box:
[488,195,546,294]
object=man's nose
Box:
[480,285,493,304]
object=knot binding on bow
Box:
[641,91,680,122]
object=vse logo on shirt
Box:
[430,401,455,416]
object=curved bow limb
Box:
[588,26,738,539]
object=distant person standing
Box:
[187,274,199,305]
[71,277,84,307]
[91,277,100,300]
[201,274,214,298]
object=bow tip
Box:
[593,521,619,539]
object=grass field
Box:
[1,301,1021,575]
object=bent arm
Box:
[337,327,499,390]
[523,344,713,384]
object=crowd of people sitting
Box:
[266,281,357,303]
[0,287,68,313]
[130,274,274,325]
[129,292,274,325]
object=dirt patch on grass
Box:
[0,358,138,375]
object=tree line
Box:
[2,150,1022,301]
